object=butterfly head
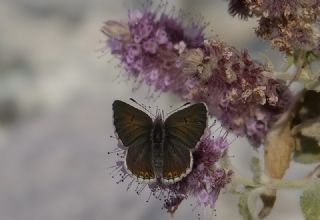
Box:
[152,112,164,145]
[154,107,165,122]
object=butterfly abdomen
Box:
[151,118,165,179]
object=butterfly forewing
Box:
[164,103,207,150]
[113,100,152,146]
[112,100,155,181]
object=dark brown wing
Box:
[161,103,207,183]
[113,100,152,147]
[164,103,207,150]
[162,138,193,183]
[112,100,155,181]
[126,140,155,181]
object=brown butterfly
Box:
[112,100,207,183]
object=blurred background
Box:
[0,0,311,219]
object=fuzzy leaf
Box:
[250,157,261,182]
[262,110,295,218]
[239,193,254,220]
[264,120,294,179]
[300,77,320,92]
[238,187,275,220]
[292,50,319,92]
[306,51,319,63]
[300,180,320,220]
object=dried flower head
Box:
[181,40,292,146]
[227,0,320,55]
[228,0,251,19]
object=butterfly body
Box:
[112,100,207,184]
[151,117,164,180]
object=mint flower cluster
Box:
[103,10,205,92]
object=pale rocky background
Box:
[0,0,315,219]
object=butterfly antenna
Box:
[129,98,155,117]
[155,106,161,118]
[166,102,191,116]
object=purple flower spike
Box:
[143,38,158,54]
[102,7,207,95]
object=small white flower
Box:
[174,41,187,54]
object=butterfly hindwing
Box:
[162,138,193,183]
[112,100,155,181]
[125,139,155,181]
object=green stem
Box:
[228,172,312,193]
[232,174,309,189]
[288,50,308,86]
[268,178,309,189]
[232,174,261,188]
[221,150,316,192]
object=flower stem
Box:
[221,150,318,192]
[268,178,309,189]
[229,171,312,191]
[288,50,308,86]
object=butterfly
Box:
[112,100,207,184]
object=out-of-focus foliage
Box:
[300,180,320,220]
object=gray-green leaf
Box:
[300,180,320,220]
[239,193,254,220]
[250,157,261,182]
[239,188,265,220]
